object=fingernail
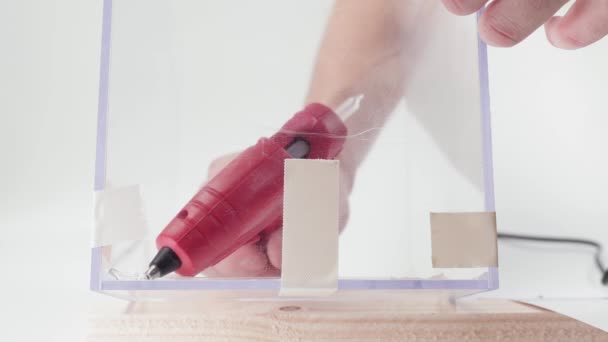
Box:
[545,17,581,50]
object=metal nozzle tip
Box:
[143,265,161,280]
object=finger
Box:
[206,263,280,277]
[339,173,350,232]
[479,0,569,47]
[206,242,270,277]
[545,0,608,49]
[266,229,283,269]
[207,152,239,179]
[442,0,489,16]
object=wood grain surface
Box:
[89,291,607,341]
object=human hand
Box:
[442,0,608,49]
[201,152,351,277]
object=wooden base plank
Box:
[89,293,607,341]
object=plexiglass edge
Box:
[477,9,499,290]
[98,278,493,291]
[90,0,112,292]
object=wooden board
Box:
[89,293,607,341]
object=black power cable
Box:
[497,233,608,285]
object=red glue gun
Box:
[144,103,347,279]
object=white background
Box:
[1,1,608,340]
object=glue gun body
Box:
[148,103,347,278]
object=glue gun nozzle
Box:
[143,265,161,280]
[143,247,182,280]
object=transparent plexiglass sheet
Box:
[91,0,497,294]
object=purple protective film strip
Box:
[477,11,496,214]
[477,10,499,290]
[91,4,497,293]
[90,0,112,291]
[90,247,103,291]
[99,278,492,291]
[94,0,111,192]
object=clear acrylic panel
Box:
[91,0,498,300]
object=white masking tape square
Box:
[280,159,340,296]
[430,212,498,268]
[93,184,148,247]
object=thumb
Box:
[207,152,240,180]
